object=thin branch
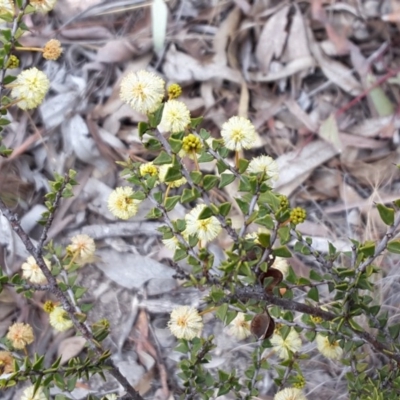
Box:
[0,199,145,400]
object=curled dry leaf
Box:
[250,311,275,340]
[259,267,283,294]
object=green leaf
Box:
[278,226,290,244]
[138,121,149,138]
[307,287,319,302]
[198,206,213,220]
[190,171,202,184]
[190,116,203,129]
[164,166,182,183]
[164,196,180,211]
[197,152,214,163]
[376,203,394,226]
[235,198,249,214]
[181,188,197,203]
[199,128,210,140]
[169,138,182,154]
[258,233,270,248]
[348,318,363,332]
[215,304,228,322]
[153,150,172,165]
[219,173,235,188]
[272,246,291,258]
[387,239,400,254]
[173,249,187,262]
[238,158,249,174]
[148,104,164,127]
[219,202,231,217]
[309,270,322,282]
[203,175,219,191]
[389,323,400,339]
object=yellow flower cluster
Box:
[140,162,158,178]
[182,133,202,155]
[278,194,289,210]
[290,207,307,225]
[167,83,182,99]
[6,55,19,69]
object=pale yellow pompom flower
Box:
[21,256,51,284]
[274,387,307,400]
[316,334,343,360]
[162,236,179,251]
[247,155,279,182]
[159,99,191,133]
[108,187,141,220]
[10,68,50,110]
[228,312,251,340]
[159,164,187,188]
[272,257,289,277]
[0,0,14,14]
[168,306,203,340]
[270,329,302,360]
[29,0,57,13]
[120,70,165,114]
[21,385,47,400]
[184,204,221,244]
[221,116,256,151]
[67,234,96,266]
[49,306,73,332]
[7,322,34,349]
[43,39,63,60]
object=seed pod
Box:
[250,310,275,340]
[259,267,283,294]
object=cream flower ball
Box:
[221,116,256,151]
[316,334,343,360]
[159,99,191,133]
[270,329,302,359]
[107,187,141,220]
[120,70,165,114]
[49,306,73,332]
[184,204,221,244]
[10,68,50,110]
[168,306,203,340]
[21,256,51,284]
